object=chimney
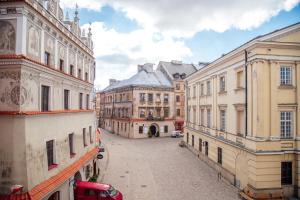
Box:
[109,79,118,85]
[137,63,154,73]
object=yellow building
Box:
[184,22,300,199]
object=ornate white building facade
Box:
[0,0,99,199]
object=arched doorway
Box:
[74,171,82,181]
[149,124,159,137]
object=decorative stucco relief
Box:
[69,50,75,66]
[0,21,16,54]
[27,24,41,59]
[44,33,55,66]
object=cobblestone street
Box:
[99,129,239,200]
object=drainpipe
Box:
[245,50,248,137]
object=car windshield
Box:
[107,186,118,197]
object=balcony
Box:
[146,116,164,121]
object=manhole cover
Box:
[141,185,147,188]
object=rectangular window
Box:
[217,147,222,165]
[220,110,226,131]
[164,125,168,133]
[78,69,82,79]
[280,66,292,85]
[85,72,88,81]
[83,128,87,147]
[148,93,153,103]
[205,141,208,156]
[41,85,50,112]
[193,86,196,97]
[156,93,161,102]
[199,138,202,152]
[86,94,89,109]
[237,110,244,135]
[176,109,180,117]
[59,59,64,71]
[281,162,292,185]
[176,95,180,102]
[140,93,145,102]
[69,133,75,156]
[164,94,169,103]
[207,109,211,128]
[46,140,55,167]
[89,126,93,143]
[164,107,169,118]
[139,109,145,118]
[207,81,211,95]
[79,93,83,109]
[237,70,244,88]
[70,65,74,76]
[200,84,204,96]
[220,76,226,92]
[192,135,194,147]
[139,126,143,134]
[200,109,204,126]
[64,89,69,110]
[188,87,191,98]
[44,52,50,66]
[176,84,180,90]
[280,111,292,138]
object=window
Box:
[188,87,191,98]
[156,93,161,102]
[140,93,145,102]
[237,110,244,135]
[164,94,169,103]
[78,69,82,79]
[164,125,168,133]
[83,128,87,147]
[200,84,204,96]
[220,110,226,131]
[164,107,169,118]
[176,109,180,117]
[139,109,145,118]
[193,86,196,97]
[200,109,204,126]
[89,126,93,143]
[205,141,208,156]
[207,81,211,95]
[281,162,292,185]
[280,66,292,85]
[192,135,194,147]
[59,59,64,71]
[217,147,222,165]
[41,85,50,112]
[207,109,211,128]
[139,126,143,134]
[176,95,180,102]
[86,94,89,109]
[69,133,75,156]
[64,89,69,110]
[280,111,292,138]
[199,138,202,152]
[79,93,83,109]
[220,76,226,92]
[44,52,50,66]
[85,72,88,81]
[148,93,153,103]
[176,84,180,90]
[70,65,74,76]
[237,70,244,88]
[46,140,55,168]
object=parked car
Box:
[171,130,183,138]
[74,181,123,200]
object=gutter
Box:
[245,50,248,137]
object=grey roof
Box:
[158,61,198,80]
[102,69,172,92]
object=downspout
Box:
[245,50,248,137]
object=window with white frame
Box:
[200,84,204,96]
[200,109,204,126]
[207,109,211,128]
[220,110,226,131]
[207,81,211,95]
[280,111,292,138]
[280,66,292,85]
[220,76,226,92]
[193,86,196,98]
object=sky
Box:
[60,0,300,90]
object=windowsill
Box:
[48,164,58,171]
[278,85,295,89]
[234,87,245,92]
[70,153,76,158]
[218,91,227,95]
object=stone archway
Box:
[149,124,159,137]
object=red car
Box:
[74,181,123,200]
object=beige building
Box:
[99,64,175,138]
[184,22,300,199]
[157,60,198,131]
[0,0,99,199]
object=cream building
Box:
[100,64,175,138]
[184,22,300,199]
[0,0,99,199]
